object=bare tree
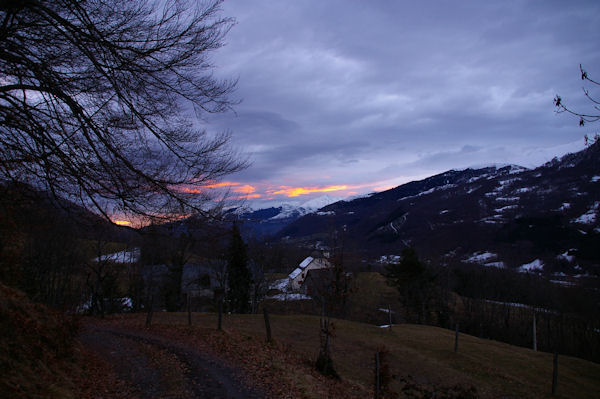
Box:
[554,64,600,144]
[0,0,246,222]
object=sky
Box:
[200,0,600,208]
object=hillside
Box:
[227,195,344,238]
[3,280,599,398]
[276,142,600,277]
[90,312,600,398]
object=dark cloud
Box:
[206,0,600,202]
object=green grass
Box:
[142,311,600,398]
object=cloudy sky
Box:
[202,0,600,207]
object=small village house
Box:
[288,256,331,291]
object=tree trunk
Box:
[552,352,558,395]
[533,311,537,351]
[263,307,272,343]
[187,294,192,326]
[375,351,380,399]
[145,295,154,327]
[454,322,459,353]
[217,298,223,331]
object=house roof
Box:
[289,267,303,280]
[299,256,314,269]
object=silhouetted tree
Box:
[554,64,599,144]
[386,247,435,323]
[0,0,246,222]
[226,223,251,313]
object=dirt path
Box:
[78,323,265,399]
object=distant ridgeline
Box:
[271,142,600,278]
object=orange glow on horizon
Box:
[272,185,349,197]
[175,179,398,202]
[114,220,131,226]
[373,185,395,192]
[233,184,257,194]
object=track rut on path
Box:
[79,323,265,399]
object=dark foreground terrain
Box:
[79,320,264,399]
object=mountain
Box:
[0,182,139,243]
[275,142,600,279]
[231,195,343,237]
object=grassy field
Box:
[133,311,600,398]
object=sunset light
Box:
[272,185,349,197]
[113,220,131,226]
[233,184,257,194]
[179,179,399,203]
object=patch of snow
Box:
[572,211,596,224]
[508,165,528,174]
[344,192,375,201]
[467,185,481,194]
[316,211,335,216]
[467,175,487,183]
[591,176,600,182]
[478,216,503,224]
[378,324,394,329]
[465,252,497,264]
[378,255,401,264]
[484,262,505,268]
[496,178,519,189]
[398,184,457,201]
[496,197,520,202]
[485,192,498,197]
[484,299,555,314]
[515,187,532,193]
[578,229,588,235]
[269,278,291,291]
[269,203,305,220]
[93,248,140,264]
[559,162,577,169]
[439,209,449,214]
[120,297,133,309]
[270,293,311,301]
[518,259,544,272]
[301,195,343,210]
[557,250,575,263]
[559,203,571,211]
[495,205,518,212]
[346,211,355,215]
[574,273,590,278]
[550,280,576,286]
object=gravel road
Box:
[79,323,265,399]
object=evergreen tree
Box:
[386,247,434,323]
[226,223,251,313]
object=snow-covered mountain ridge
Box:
[276,142,600,280]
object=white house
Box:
[288,256,331,291]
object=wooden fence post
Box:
[145,295,154,327]
[533,311,537,351]
[375,351,380,399]
[263,307,272,343]
[187,294,192,326]
[552,352,558,395]
[218,298,223,331]
[454,322,459,353]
